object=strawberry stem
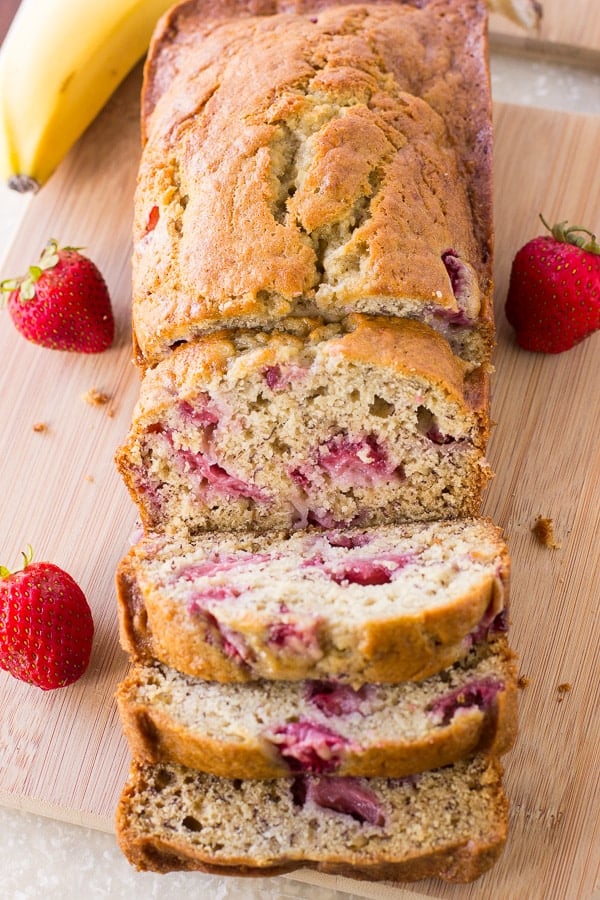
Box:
[0,545,34,578]
[21,545,34,568]
[540,213,600,254]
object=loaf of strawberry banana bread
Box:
[115,316,491,537]
[132,0,493,369]
[116,755,509,881]
[116,517,509,685]
[117,634,517,779]
[114,0,514,885]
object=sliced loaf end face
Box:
[115,318,492,538]
[116,756,509,882]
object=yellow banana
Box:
[0,0,175,192]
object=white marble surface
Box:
[0,805,365,900]
[0,46,598,900]
[490,51,600,114]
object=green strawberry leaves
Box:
[540,214,600,255]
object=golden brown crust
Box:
[119,833,507,882]
[340,316,491,442]
[338,315,473,408]
[133,0,494,368]
[118,315,487,429]
[116,557,152,658]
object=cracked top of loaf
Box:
[133,0,493,367]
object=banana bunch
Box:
[0,0,175,192]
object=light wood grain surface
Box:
[0,70,141,828]
[0,12,599,900]
[490,0,600,59]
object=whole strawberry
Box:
[0,549,94,690]
[1,239,114,352]
[505,215,600,353]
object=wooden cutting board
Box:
[0,66,599,900]
[489,0,600,58]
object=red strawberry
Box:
[505,215,600,353]
[1,239,114,352]
[0,548,94,690]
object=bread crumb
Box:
[82,388,111,407]
[32,422,48,433]
[557,682,572,702]
[85,474,95,483]
[517,675,530,689]
[532,516,561,549]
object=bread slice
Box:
[134,0,493,369]
[116,755,509,882]
[115,316,491,537]
[117,635,517,779]
[116,517,509,685]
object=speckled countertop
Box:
[0,44,599,900]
